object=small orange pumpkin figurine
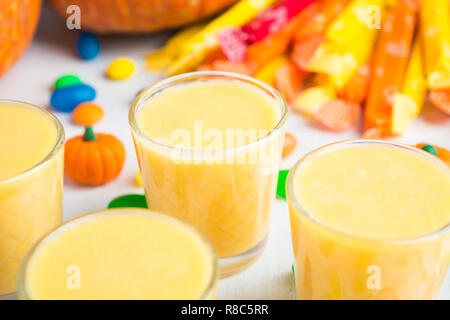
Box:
[65,127,125,185]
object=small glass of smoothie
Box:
[287,140,450,300]
[0,100,64,297]
[18,209,218,300]
[129,72,287,277]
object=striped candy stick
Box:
[391,37,427,135]
[364,0,417,136]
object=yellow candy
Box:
[106,57,136,80]
[136,171,143,187]
[392,38,426,135]
[254,56,288,87]
[420,0,450,90]
[292,86,336,117]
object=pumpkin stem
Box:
[83,126,96,141]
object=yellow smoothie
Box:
[131,74,286,276]
[20,210,217,300]
[0,101,64,296]
[288,141,450,299]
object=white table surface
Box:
[1,5,449,300]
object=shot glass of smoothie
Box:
[0,100,64,297]
[18,209,218,300]
[287,140,450,300]
[129,72,287,277]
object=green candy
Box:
[108,194,148,209]
[292,264,295,274]
[54,74,82,89]
[276,169,289,200]
[421,144,438,157]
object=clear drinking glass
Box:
[0,100,64,297]
[129,72,287,277]
[18,208,218,300]
[287,140,450,299]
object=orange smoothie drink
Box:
[130,72,287,276]
[0,100,64,296]
[287,140,450,300]
[18,209,218,300]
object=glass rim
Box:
[129,71,288,155]
[0,99,65,184]
[17,208,219,300]
[286,139,450,245]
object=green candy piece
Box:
[291,264,295,274]
[108,194,148,209]
[276,169,289,200]
[421,144,438,157]
[54,74,82,89]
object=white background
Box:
[0,5,448,299]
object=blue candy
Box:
[77,32,100,60]
[50,83,96,113]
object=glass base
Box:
[219,235,267,278]
[0,292,16,300]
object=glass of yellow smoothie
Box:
[129,72,287,277]
[287,140,450,300]
[0,100,64,297]
[18,208,218,300]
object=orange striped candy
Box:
[429,89,450,115]
[282,132,297,158]
[315,99,361,132]
[275,62,305,103]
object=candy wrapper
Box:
[392,38,426,135]
[218,0,315,62]
[304,0,383,89]
[420,0,450,90]
[165,0,277,75]
[365,0,417,136]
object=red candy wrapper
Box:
[219,0,315,62]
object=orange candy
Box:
[72,102,104,126]
[282,132,297,158]
[315,99,360,132]
[429,89,450,115]
[275,62,305,104]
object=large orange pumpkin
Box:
[0,0,41,77]
[49,0,238,33]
